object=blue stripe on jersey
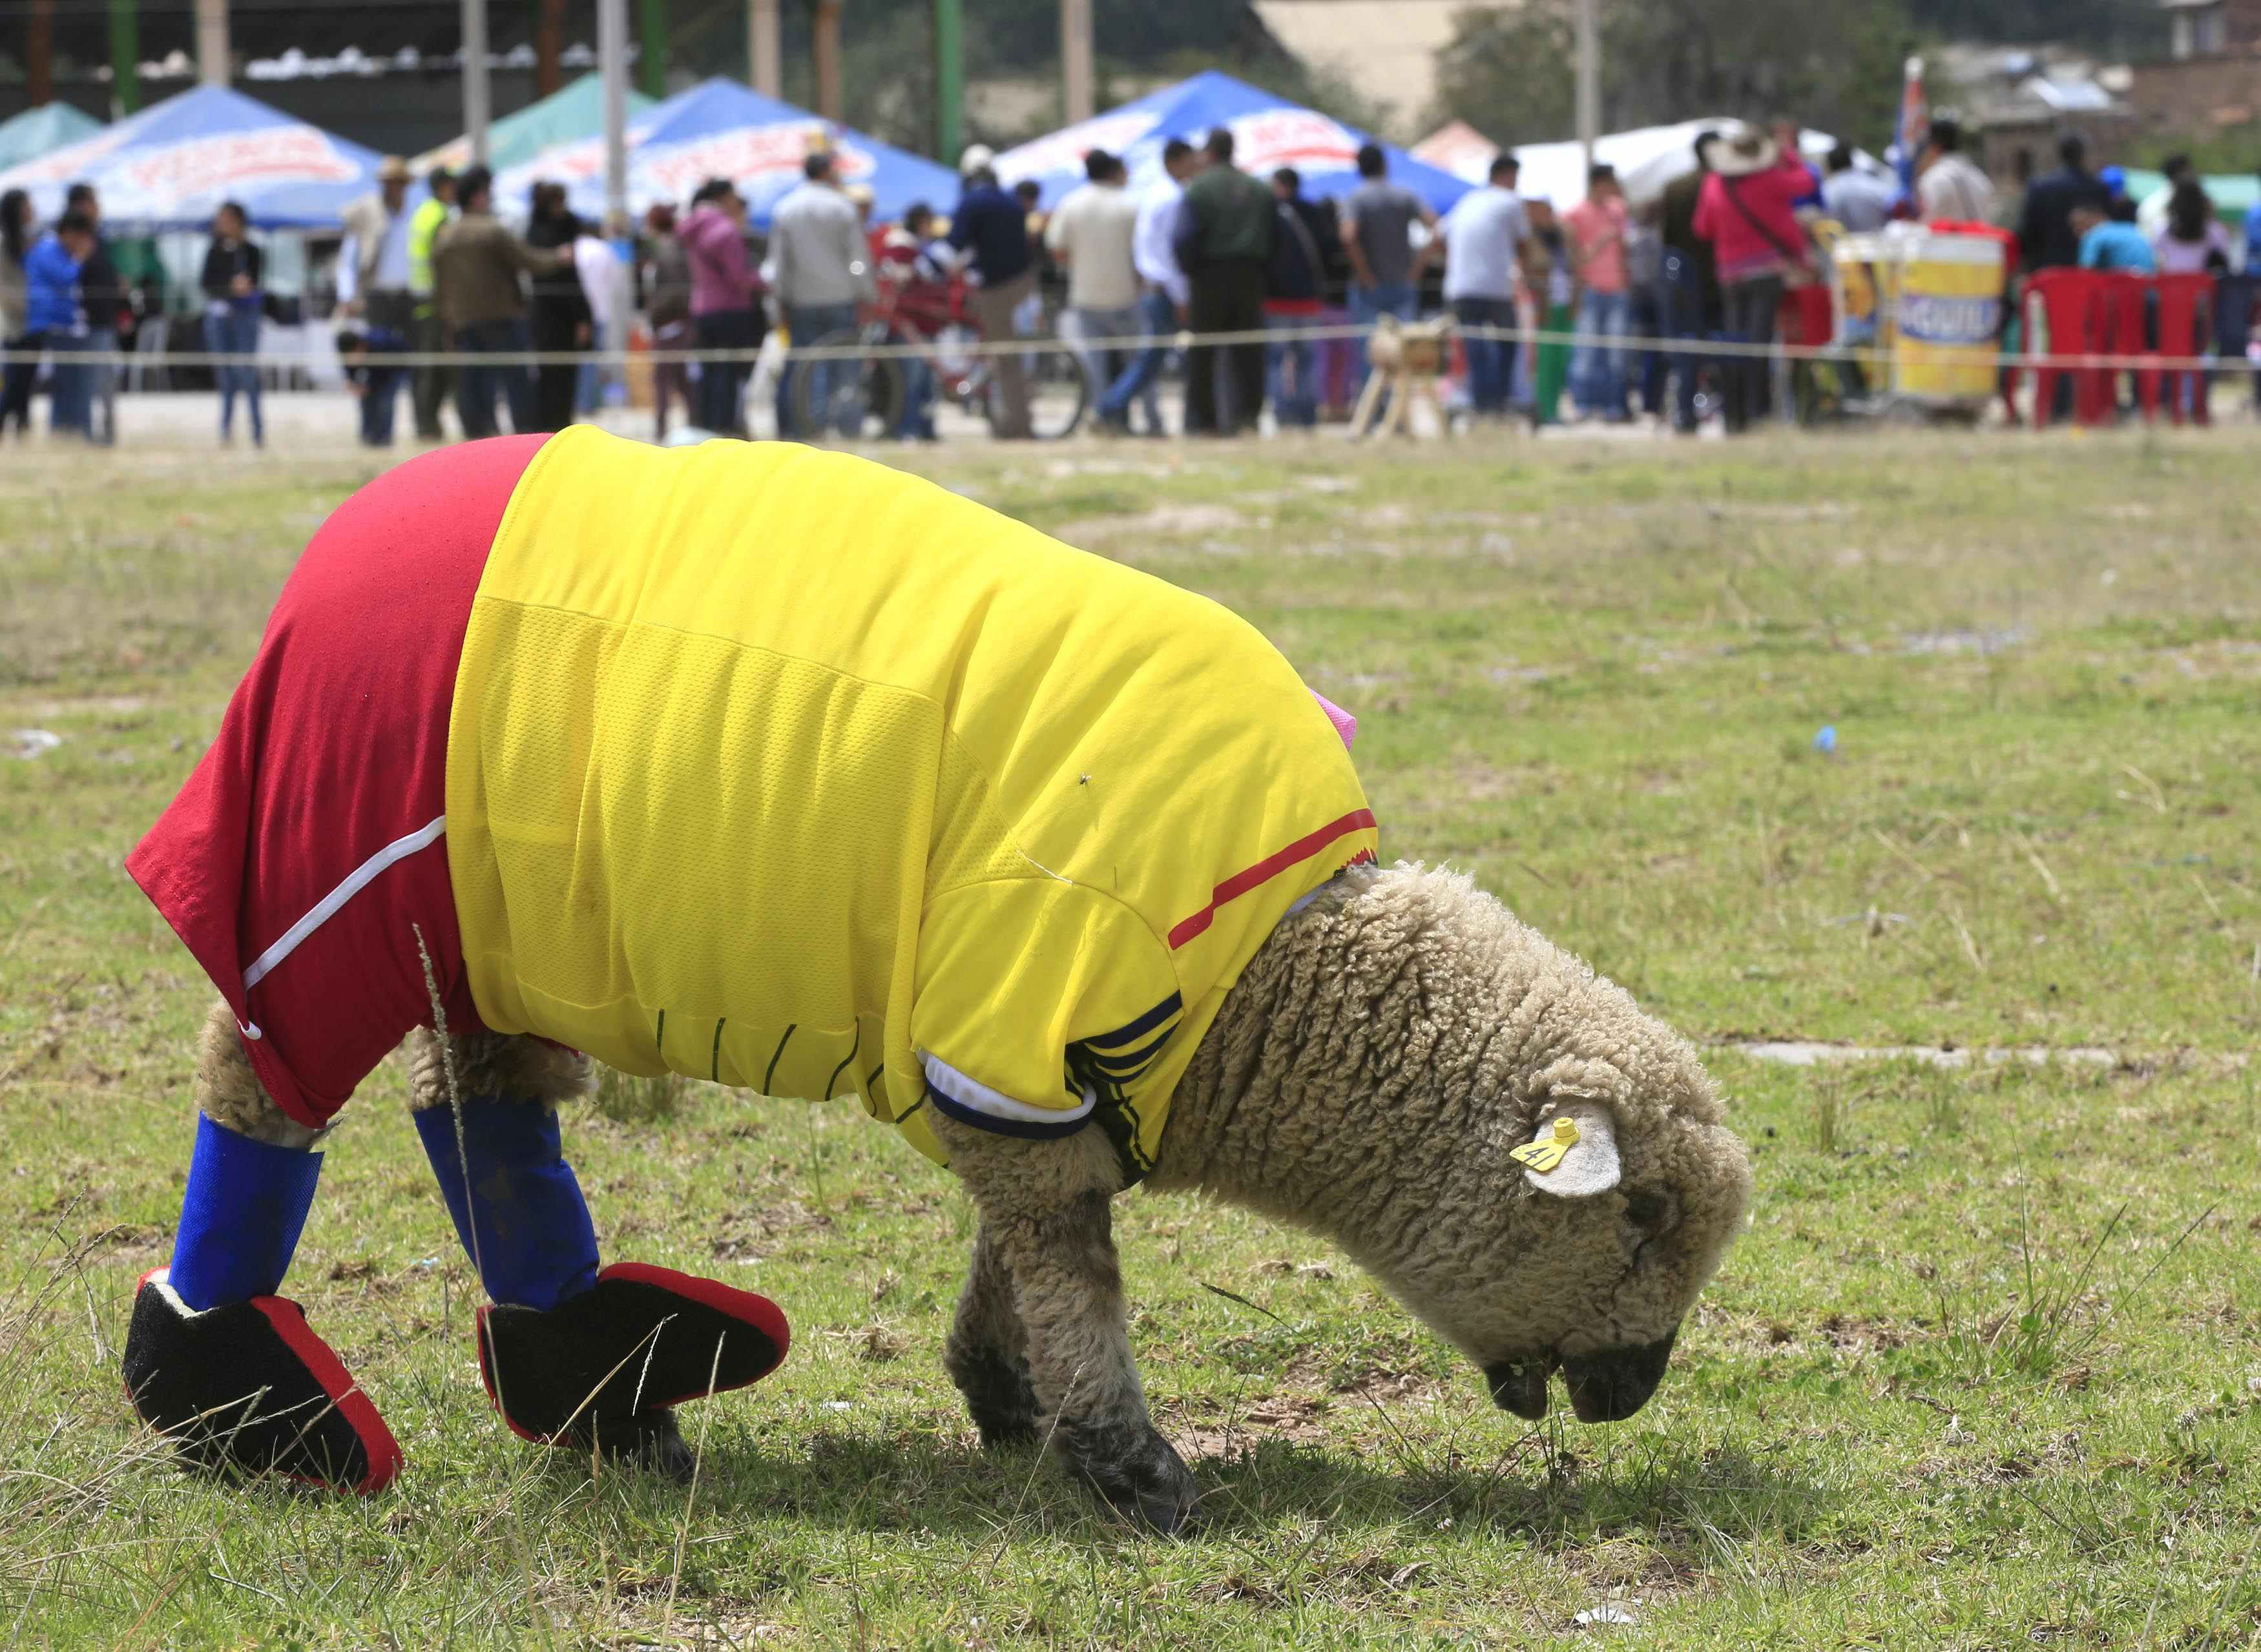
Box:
[1085,992,1183,1050]
[924,1080,1092,1141]
[1085,1028,1174,1072]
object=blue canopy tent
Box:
[0,84,383,232]
[994,71,1472,214]
[494,77,959,226]
[0,103,104,174]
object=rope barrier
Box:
[0,320,2247,375]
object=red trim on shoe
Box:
[248,1296,404,1492]
[597,1262,791,1372]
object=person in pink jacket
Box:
[1692,130,1813,433]
[679,178,765,435]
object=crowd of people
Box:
[6,108,2260,448]
[1,181,126,443]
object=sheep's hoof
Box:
[567,1407,696,1482]
[1063,1422,1200,1536]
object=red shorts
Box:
[128,436,549,1130]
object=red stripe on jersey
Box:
[1167,809,1377,949]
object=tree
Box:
[1430,0,1915,151]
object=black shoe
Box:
[476,1262,789,1445]
[122,1268,402,1494]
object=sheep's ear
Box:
[1511,1099,1621,1197]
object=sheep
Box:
[120,428,1751,1530]
[152,858,1748,1529]
[935,859,1752,1530]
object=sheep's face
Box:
[1368,1073,1750,1427]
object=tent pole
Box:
[195,0,229,87]
[537,0,563,98]
[600,0,630,224]
[28,0,55,108]
[109,0,141,115]
[813,0,845,123]
[750,0,782,96]
[1574,0,1598,170]
[464,0,492,166]
[933,0,963,162]
[1061,0,1093,125]
[639,0,668,99]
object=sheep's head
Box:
[1373,1053,1750,1424]
[1297,868,1753,1427]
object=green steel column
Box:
[933,0,963,163]
[639,0,667,99]
[110,0,141,114]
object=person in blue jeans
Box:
[776,302,858,437]
[14,212,93,438]
[200,201,266,448]
[1438,154,1528,419]
[454,316,537,439]
[334,325,408,447]
[1096,138,1195,434]
[1340,144,1436,417]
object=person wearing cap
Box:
[407,168,458,440]
[339,158,419,447]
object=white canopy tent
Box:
[1414,117,1881,210]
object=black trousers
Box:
[1187,260,1269,435]
[694,308,766,436]
[408,308,452,439]
[529,299,583,433]
[1721,274,1785,434]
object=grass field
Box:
[4,428,2260,1647]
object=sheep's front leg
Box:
[946,1223,1038,1446]
[935,1117,1198,1533]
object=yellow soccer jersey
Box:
[444,426,1377,1181]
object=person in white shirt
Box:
[768,150,873,437]
[1915,118,1995,224]
[1045,148,1144,429]
[1090,136,1199,435]
[571,217,632,414]
[336,156,418,446]
[1437,152,1527,418]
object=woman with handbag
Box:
[1691,129,1816,434]
[200,201,266,449]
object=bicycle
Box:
[789,279,1090,442]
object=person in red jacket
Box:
[1692,129,1814,433]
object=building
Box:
[1249,0,1521,136]
[2129,0,2261,139]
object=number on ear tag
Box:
[1510,1114,1581,1175]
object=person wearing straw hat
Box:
[339,157,418,448]
[1691,125,1813,435]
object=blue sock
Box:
[168,1115,323,1312]
[413,1098,600,1312]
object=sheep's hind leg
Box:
[946,1223,1038,1446]
[936,1119,1199,1534]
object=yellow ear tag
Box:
[1510,1115,1581,1175]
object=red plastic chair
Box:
[2024,269,2111,428]
[2098,273,2158,419]
[2154,272,2216,426]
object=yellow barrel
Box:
[1893,232,2005,402]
